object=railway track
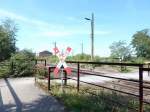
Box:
[70,69,150,104]
[106,80,150,103]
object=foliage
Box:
[35,64,48,79]
[93,55,101,62]
[109,40,132,61]
[130,57,145,64]
[67,54,91,61]
[131,29,150,58]
[0,61,11,78]
[0,19,17,61]
[10,49,35,77]
[47,55,59,64]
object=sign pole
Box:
[61,68,64,92]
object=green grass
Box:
[36,81,150,112]
[50,85,134,112]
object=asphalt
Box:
[0,77,66,112]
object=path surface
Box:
[0,77,66,112]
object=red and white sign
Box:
[53,47,72,76]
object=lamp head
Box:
[85,18,91,20]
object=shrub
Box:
[130,57,145,64]
[0,60,11,78]
[67,54,91,61]
[47,55,59,64]
[35,64,48,79]
[10,49,35,77]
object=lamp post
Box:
[85,13,94,61]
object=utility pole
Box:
[81,42,83,55]
[85,13,94,61]
[91,13,94,61]
[54,42,57,56]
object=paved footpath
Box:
[0,77,66,112]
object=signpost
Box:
[53,47,72,90]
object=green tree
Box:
[131,29,150,58]
[109,40,131,61]
[0,19,17,61]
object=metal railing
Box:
[38,61,150,112]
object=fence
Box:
[36,61,150,112]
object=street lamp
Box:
[85,13,94,61]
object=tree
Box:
[109,40,131,61]
[131,29,150,58]
[0,19,17,61]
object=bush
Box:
[130,57,145,64]
[47,55,59,64]
[0,60,11,78]
[35,64,48,79]
[10,49,35,77]
[67,54,91,61]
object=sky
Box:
[0,0,150,57]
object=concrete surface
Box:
[0,77,66,112]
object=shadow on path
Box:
[23,95,65,112]
[4,78,22,112]
[0,88,5,112]
[2,78,65,112]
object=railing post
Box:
[35,59,37,65]
[48,67,51,91]
[11,61,14,74]
[120,58,123,71]
[77,62,80,92]
[139,65,143,112]
[148,63,150,76]
[64,71,67,86]
[45,59,46,66]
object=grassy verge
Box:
[36,81,150,112]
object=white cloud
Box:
[95,31,111,35]
[0,9,27,21]
[0,9,57,29]
[41,31,73,37]
[0,9,111,38]
[66,16,77,21]
[31,29,111,38]
[33,30,111,38]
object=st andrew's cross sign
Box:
[53,47,72,76]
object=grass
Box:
[50,85,134,112]
[36,81,150,112]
